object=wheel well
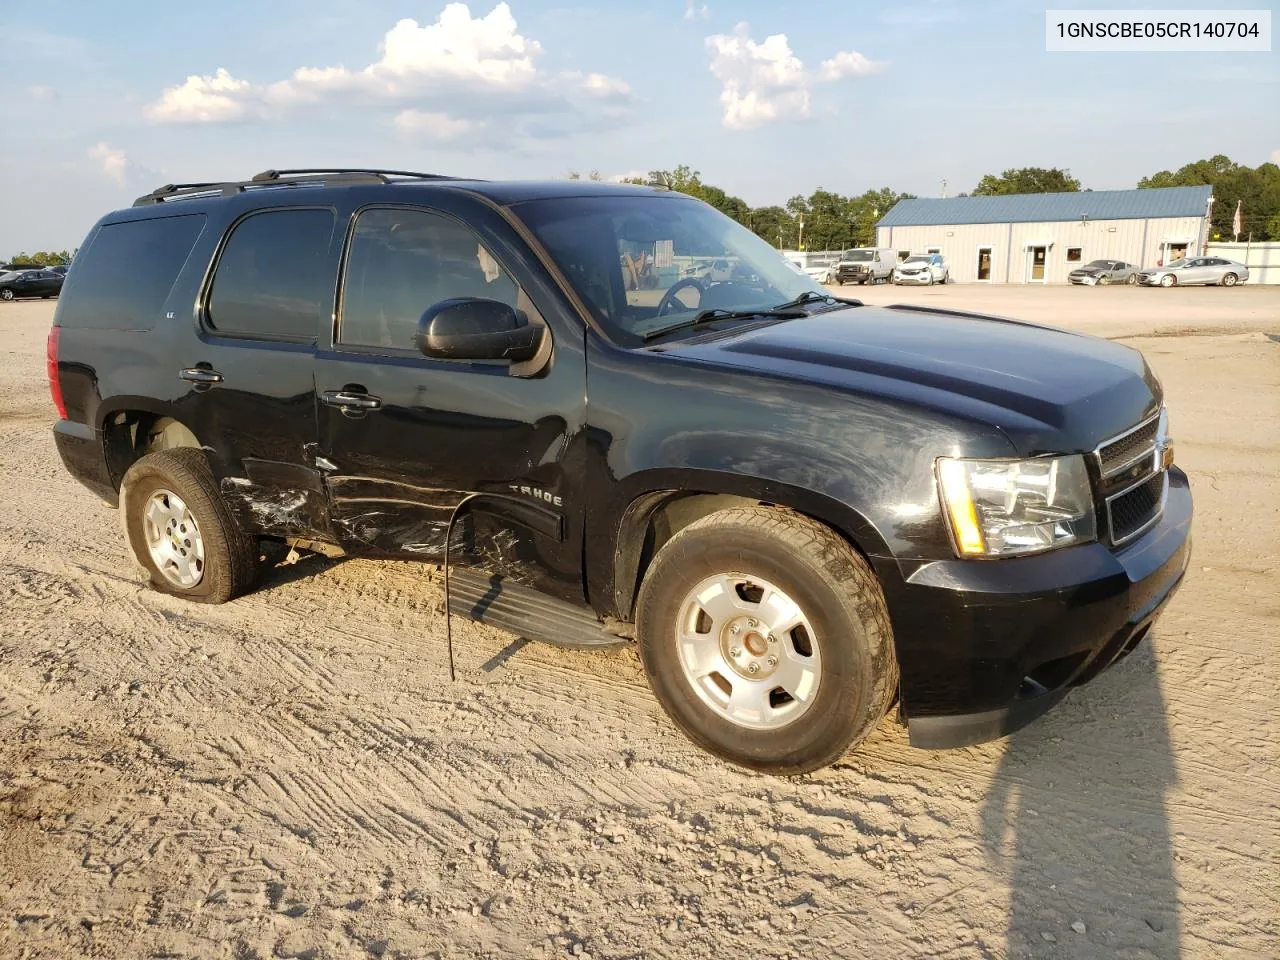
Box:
[613,490,887,622]
[103,413,202,489]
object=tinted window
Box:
[56,214,206,330]
[339,208,519,351]
[207,209,335,341]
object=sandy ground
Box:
[1,288,1277,960]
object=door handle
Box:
[320,390,382,411]
[179,367,223,384]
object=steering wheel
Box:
[655,277,706,317]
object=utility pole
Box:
[941,178,947,199]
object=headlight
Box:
[937,455,1096,557]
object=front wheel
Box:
[121,449,259,603]
[1222,272,1238,287]
[1160,274,1177,287]
[635,506,899,775]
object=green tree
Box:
[1138,155,1280,240]
[972,167,1082,195]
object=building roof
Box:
[877,185,1212,227]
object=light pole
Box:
[798,216,805,251]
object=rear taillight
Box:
[47,326,67,420]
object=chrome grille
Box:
[1097,415,1159,480]
[1095,409,1168,546]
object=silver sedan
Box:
[1138,256,1250,287]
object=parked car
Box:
[803,262,834,284]
[0,268,63,301]
[834,247,895,285]
[1068,259,1138,286]
[1138,257,1249,287]
[892,254,948,285]
[49,169,1191,774]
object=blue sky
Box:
[3,0,1277,253]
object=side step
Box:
[448,569,631,650]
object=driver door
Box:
[313,200,589,603]
[1181,258,1211,284]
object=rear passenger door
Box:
[178,206,339,540]
[313,200,588,603]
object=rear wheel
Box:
[1222,272,1238,287]
[635,506,898,775]
[0,289,14,301]
[121,449,258,604]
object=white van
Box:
[833,247,896,285]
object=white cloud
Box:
[705,23,885,129]
[29,85,58,102]
[393,109,482,141]
[1271,148,1280,165]
[144,67,252,123]
[88,142,129,185]
[609,169,650,182]
[817,50,886,82]
[683,1,709,21]
[143,3,633,146]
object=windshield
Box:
[1083,260,1112,269]
[516,195,822,344]
[842,250,873,261]
[1165,258,1187,268]
[903,256,929,264]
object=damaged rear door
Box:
[314,198,588,603]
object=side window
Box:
[206,208,335,341]
[339,207,519,351]
[56,214,206,331]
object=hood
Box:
[1070,266,1101,275]
[661,305,1161,456]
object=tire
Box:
[1127,273,1138,285]
[0,289,14,301]
[1098,275,1111,285]
[924,273,934,286]
[120,449,258,604]
[1222,272,1238,287]
[635,505,899,775]
[1159,274,1176,287]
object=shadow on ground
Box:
[982,638,1180,958]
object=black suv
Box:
[49,169,1192,774]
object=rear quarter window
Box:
[56,214,207,330]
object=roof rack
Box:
[133,167,470,207]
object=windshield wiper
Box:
[772,290,863,311]
[642,307,806,342]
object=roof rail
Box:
[133,167,471,207]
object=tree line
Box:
[4,249,75,267]
[568,154,1280,248]
[12,155,1278,260]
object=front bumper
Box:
[893,272,931,284]
[886,467,1193,748]
[1069,274,1099,285]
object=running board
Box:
[448,569,631,650]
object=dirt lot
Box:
[1,288,1277,960]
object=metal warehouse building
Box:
[875,185,1213,284]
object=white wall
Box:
[876,216,1206,283]
[1206,241,1280,285]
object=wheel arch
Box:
[606,470,894,622]
[99,401,206,492]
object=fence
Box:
[1206,241,1280,285]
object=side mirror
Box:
[416,297,543,362]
